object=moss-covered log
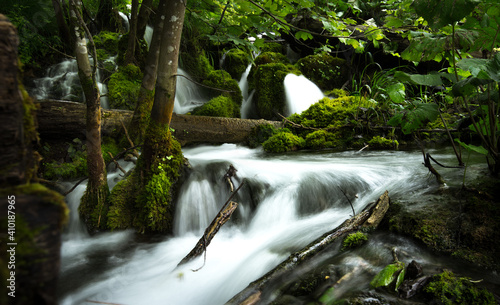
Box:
[35,100,283,146]
[225,191,390,305]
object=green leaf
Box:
[412,0,480,29]
[388,102,439,134]
[394,71,443,86]
[295,31,314,41]
[454,139,489,155]
[387,83,406,104]
[457,53,500,82]
[370,262,405,288]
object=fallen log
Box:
[225,190,390,305]
[35,100,283,146]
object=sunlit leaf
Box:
[454,139,489,155]
[387,83,406,104]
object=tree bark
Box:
[136,0,154,40]
[128,0,168,144]
[70,0,109,232]
[149,0,186,126]
[124,0,139,65]
[51,0,73,52]
[225,191,391,305]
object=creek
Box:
[57,144,499,305]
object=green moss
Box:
[253,52,289,66]
[424,270,495,304]
[180,52,214,81]
[223,48,250,79]
[107,172,139,230]
[108,64,143,110]
[192,95,238,118]
[368,136,398,149]
[342,231,368,251]
[262,129,305,153]
[108,121,185,233]
[43,151,87,180]
[101,136,121,163]
[79,178,109,232]
[260,42,286,54]
[251,63,300,120]
[304,130,343,149]
[290,96,359,129]
[117,33,148,67]
[93,31,120,55]
[247,124,279,148]
[296,53,348,90]
[202,70,243,107]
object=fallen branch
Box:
[176,180,245,269]
[225,190,390,305]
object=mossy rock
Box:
[247,124,279,148]
[260,42,286,54]
[296,53,348,90]
[93,31,120,56]
[202,70,242,106]
[262,129,305,153]
[223,48,250,79]
[180,51,214,81]
[423,270,496,304]
[368,136,398,150]
[289,96,359,129]
[304,129,344,149]
[250,63,300,120]
[108,64,143,110]
[192,95,239,118]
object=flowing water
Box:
[57,145,499,305]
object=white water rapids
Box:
[57,145,468,305]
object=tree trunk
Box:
[69,0,109,232]
[0,15,68,305]
[124,0,139,65]
[136,0,154,41]
[95,0,118,32]
[128,0,168,144]
[226,191,391,305]
[51,0,72,52]
[149,0,186,126]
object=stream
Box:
[57,144,499,305]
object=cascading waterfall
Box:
[57,145,476,305]
[284,74,324,116]
[173,68,209,114]
[30,58,112,109]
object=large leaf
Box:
[370,262,405,289]
[452,76,494,96]
[412,0,480,29]
[457,52,500,82]
[454,139,489,155]
[388,101,439,134]
[394,71,444,87]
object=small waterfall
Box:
[174,68,209,114]
[239,64,255,119]
[31,58,111,109]
[32,59,81,101]
[144,25,153,49]
[284,74,324,116]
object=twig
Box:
[339,187,356,216]
[108,152,127,175]
[63,176,88,196]
[358,144,369,152]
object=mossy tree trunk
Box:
[128,0,168,144]
[107,0,187,233]
[70,0,109,232]
[136,0,154,39]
